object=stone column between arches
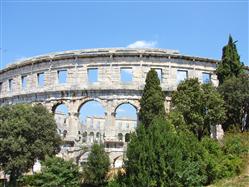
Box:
[104,100,116,141]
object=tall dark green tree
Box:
[120,118,208,186]
[171,78,226,140]
[0,104,61,186]
[138,69,166,127]
[216,35,244,85]
[83,143,110,186]
[218,75,249,132]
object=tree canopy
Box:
[21,156,81,187]
[0,104,61,185]
[171,78,226,140]
[218,75,249,132]
[83,143,110,186]
[138,69,166,127]
[216,35,244,85]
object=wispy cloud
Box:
[127,40,157,48]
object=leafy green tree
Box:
[171,78,226,140]
[121,118,208,186]
[216,35,244,85]
[218,75,249,132]
[21,156,81,187]
[0,104,61,186]
[138,69,166,127]
[83,143,110,186]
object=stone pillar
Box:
[104,101,116,141]
[66,101,81,142]
[210,124,224,140]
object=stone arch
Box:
[89,132,94,143]
[77,97,107,113]
[78,98,107,127]
[112,155,124,168]
[96,132,100,142]
[118,133,123,141]
[113,100,140,115]
[76,151,90,165]
[51,100,70,114]
[125,133,130,142]
[82,131,87,143]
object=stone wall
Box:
[0,48,219,165]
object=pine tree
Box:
[138,69,166,127]
[216,35,244,85]
[83,143,110,186]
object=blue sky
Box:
[1,1,248,69]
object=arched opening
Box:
[96,132,100,143]
[115,103,137,141]
[53,103,69,138]
[112,155,124,168]
[82,131,87,143]
[118,133,123,142]
[125,133,130,142]
[79,100,105,143]
[89,132,94,143]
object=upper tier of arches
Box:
[0,48,219,103]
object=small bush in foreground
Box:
[21,156,81,187]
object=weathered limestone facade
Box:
[0,48,220,166]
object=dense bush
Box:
[114,118,207,186]
[109,120,249,186]
[21,156,81,187]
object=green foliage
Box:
[216,35,244,85]
[171,78,226,140]
[114,118,249,186]
[218,75,249,132]
[21,156,81,187]
[0,104,61,185]
[222,133,249,157]
[83,143,110,186]
[120,118,208,186]
[138,69,166,127]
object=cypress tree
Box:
[83,143,110,186]
[216,35,244,85]
[138,69,166,127]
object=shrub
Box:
[120,118,208,186]
[21,156,81,187]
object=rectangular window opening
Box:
[154,68,162,82]
[0,82,2,93]
[87,68,98,83]
[8,79,13,92]
[177,70,188,84]
[121,68,133,83]
[58,70,67,84]
[21,75,27,89]
[37,73,45,87]
[202,73,211,84]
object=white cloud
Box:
[127,40,157,48]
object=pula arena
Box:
[0,48,224,167]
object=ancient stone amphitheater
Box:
[0,48,221,167]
